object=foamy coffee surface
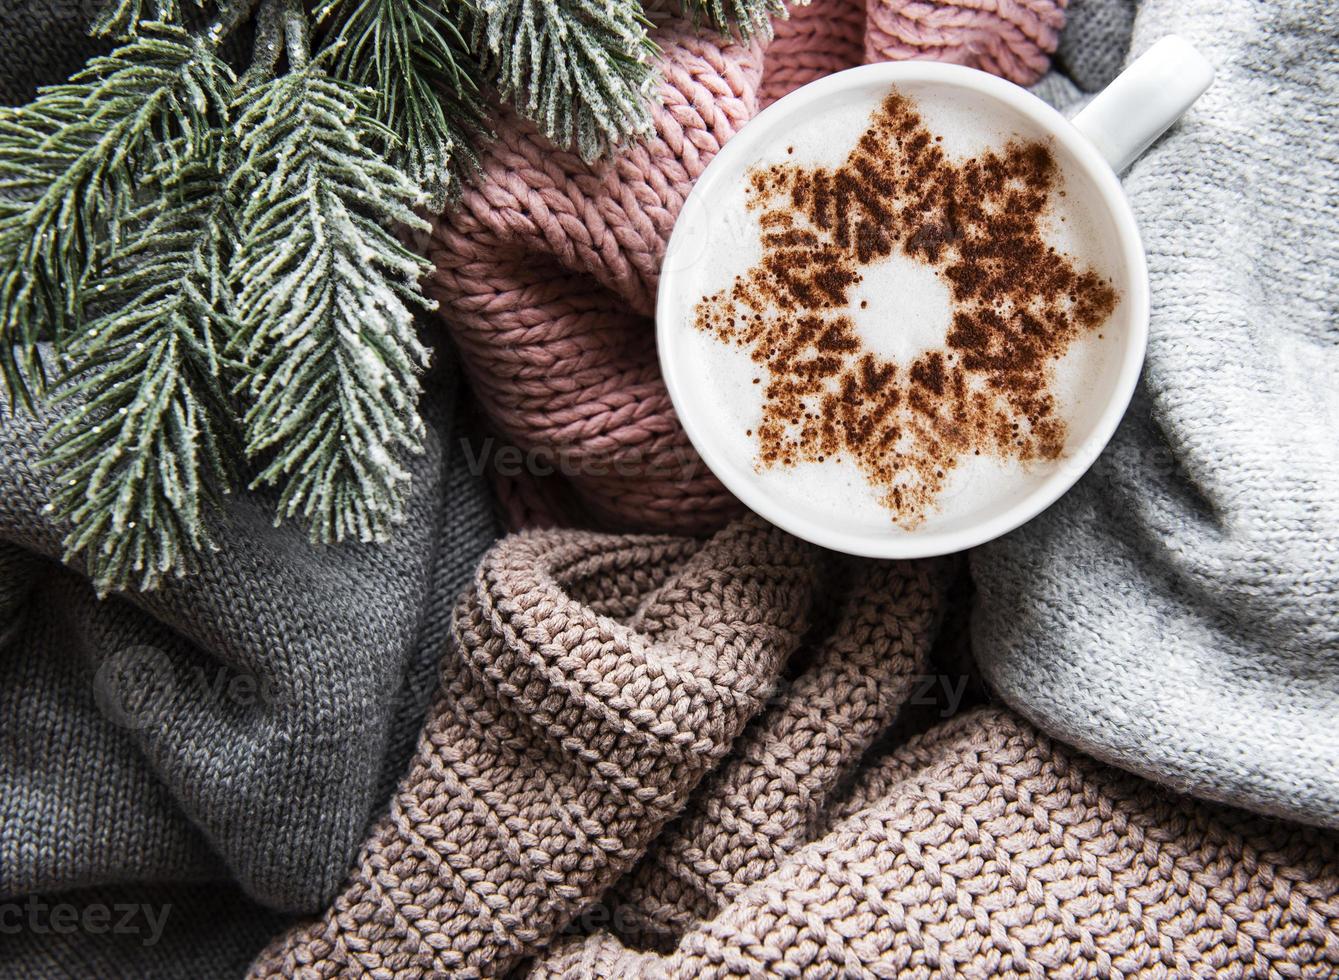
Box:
[681,84,1120,533]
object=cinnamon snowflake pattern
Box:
[693,90,1118,525]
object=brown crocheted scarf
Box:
[251,519,1339,978]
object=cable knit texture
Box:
[250,521,1339,979]
[422,0,1066,532]
[972,0,1339,830]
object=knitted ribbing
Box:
[531,706,1339,978]
[249,518,820,978]
[423,1,1066,533]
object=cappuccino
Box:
[676,83,1121,534]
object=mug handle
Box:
[1070,35,1215,174]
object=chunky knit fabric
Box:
[250,520,1339,979]
[422,0,1067,532]
[533,706,1339,978]
[250,519,825,977]
[864,0,1065,83]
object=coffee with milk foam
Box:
[683,84,1120,533]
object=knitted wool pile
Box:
[421,0,1066,532]
[430,0,1339,836]
[250,520,1339,979]
[5,0,1338,976]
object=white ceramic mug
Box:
[657,36,1214,558]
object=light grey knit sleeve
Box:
[971,0,1339,829]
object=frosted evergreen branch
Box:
[677,0,792,40]
[241,0,285,84]
[228,67,433,545]
[279,0,312,67]
[93,0,187,38]
[0,0,782,592]
[317,0,487,209]
[43,151,239,596]
[469,0,660,161]
[0,25,234,407]
[207,0,265,45]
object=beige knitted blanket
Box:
[250,519,1339,978]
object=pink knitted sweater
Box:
[423,0,1066,532]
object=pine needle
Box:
[469,0,661,161]
[317,0,488,210]
[678,0,792,41]
[0,24,233,407]
[92,0,185,38]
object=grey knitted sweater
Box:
[0,10,502,935]
[975,0,1339,829]
[0,343,498,980]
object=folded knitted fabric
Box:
[422,0,1066,533]
[533,705,1339,978]
[250,521,1339,978]
[972,0,1339,830]
[1052,0,1135,91]
[250,518,828,977]
[0,354,499,919]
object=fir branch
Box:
[2,0,788,594]
[279,0,312,66]
[677,0,790,40]
[469,0,660,161]
[228,65,433,545]
[0,25,233,407]
[0,104,73,404]
[43,149,238,596]
[93,0,186,38]
[239,0,285,84]
[317,0,487,208]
